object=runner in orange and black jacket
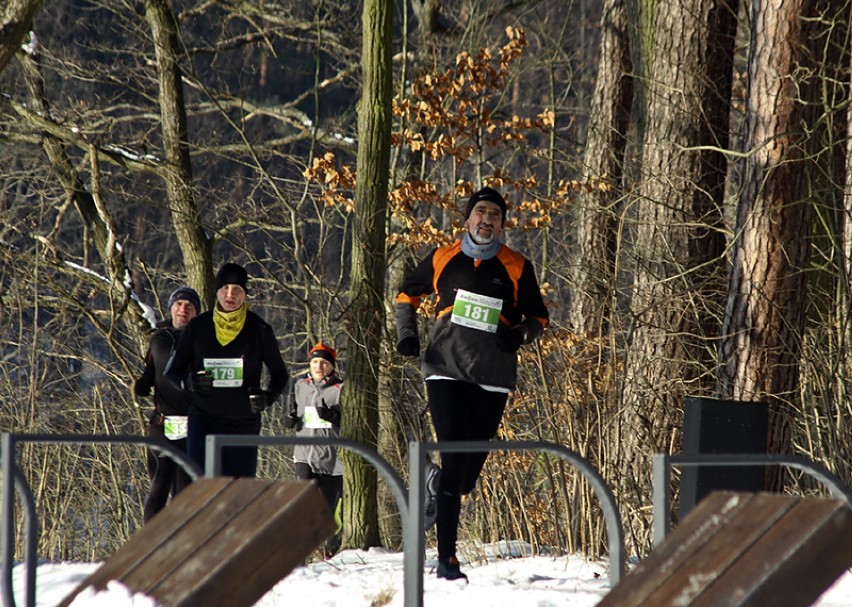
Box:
[395,186,549,581]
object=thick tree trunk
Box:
[717,0,816,487]
[620,0,737,550]
[571,0,633,338]
[842,43,852,434]
[144,0,213,305]
[0,0,42,74]
[341,0,393,549]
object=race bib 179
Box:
[203,357,244,387]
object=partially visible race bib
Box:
[203,357,244,387]
[451,289,502,333]
[163,415,188,441]
[303,406,333,429]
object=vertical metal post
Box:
[14,469,35,607]
[204,435,221,477]
[1,434,17,607]
[404,441,425,607]
[652,454,671,547]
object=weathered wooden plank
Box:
[638,493,800,606]
[55,477,235,607]
[151,481,335,607]
[596,493,767,607]
[119,478,275,594]
[58,479,335,607]
[598,492,852,607]
[694,498,852,607]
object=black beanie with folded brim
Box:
[167,286,201,314]
[215,263,249,291]
[464,187,507,221]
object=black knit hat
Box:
[167,286,201,314]
[215,262,249,291]
[464,187,507,221]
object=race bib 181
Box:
[450,290,502,333]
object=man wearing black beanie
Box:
[215,262,248,292]
[395,186,549,581]
[166,262,289,478]
[134,285,200,522]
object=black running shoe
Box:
[322,533,341,559]
[423,462,441,531]
[436,555,468,581]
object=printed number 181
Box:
[464,304,491,322]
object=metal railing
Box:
[2,432,624,607]
[7,433,852,606]
[652,453,852,546]
[206,435,626,607]
[406,440,625,602]
[0,434,201,607]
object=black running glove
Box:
[496,325,528,353]
[396,336,420,357]
[249,388,271,413]
[317,399,341,425]
[188,370,213,395]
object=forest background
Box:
[2,0,852,566]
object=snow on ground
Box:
[12,540,852,606]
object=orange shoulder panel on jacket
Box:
[431,241,462,292]
[496,245,525,303]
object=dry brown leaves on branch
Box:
[303,151,356,212]
[303,27,608,250]
[392,27,529,146]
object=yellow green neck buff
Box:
[213,304,247,346]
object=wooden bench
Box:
[57,477,336,607]
[598,491,852,607]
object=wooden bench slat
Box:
[598,491,852,607]
[58,479,335,607]
[55,477,236,607]
[597,493,788,607]
[211,501,334,607]
[152,481,335,607]
[693,499,852,607]
[635,494,798,606]
[120,478,280,594]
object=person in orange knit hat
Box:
[284,342,343,557]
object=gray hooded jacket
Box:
[288,372,343,475]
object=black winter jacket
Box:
[165,309,289,431]
[395,240,549,389]
[134,321,192,417]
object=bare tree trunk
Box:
[410,0,447,37]
[0,0,42,74]
[19,49,150,350]
[717,0,816,488]
[571,0,633,338]
[625,0,656,137]
[341,0,393,549]
[143,0,213,305]
[840,38,852,447]
[620,0,737,550]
